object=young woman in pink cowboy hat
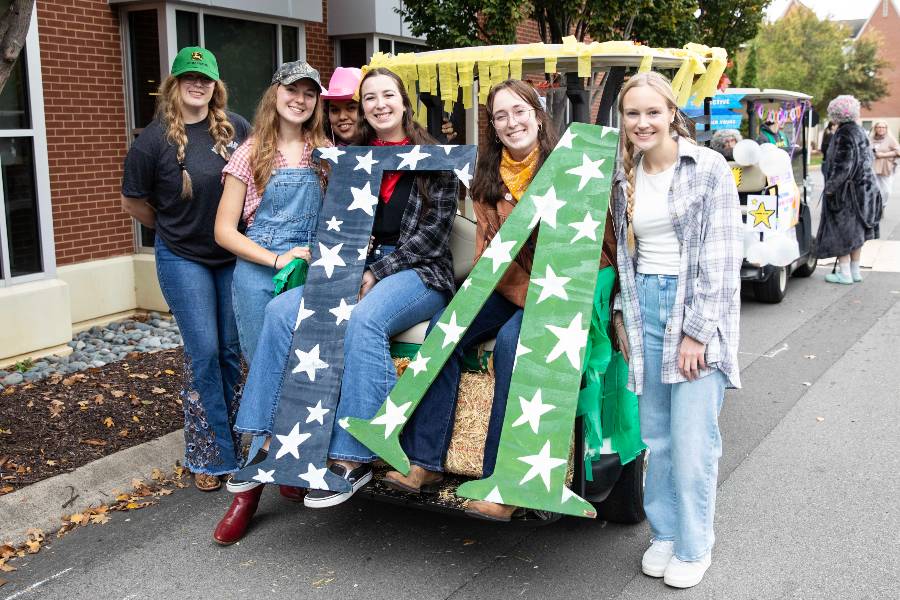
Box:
[322,67,363,146]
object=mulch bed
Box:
[0,349,187,495]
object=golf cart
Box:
[719,89,818,303]
[349,41,727,523]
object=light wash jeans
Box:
[154,236,242,475]
[329,263,447,462]
[232,285,305,461]
[636,273,726,562]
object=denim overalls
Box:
[232,166,321,363]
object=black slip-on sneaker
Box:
[303,463,372,508]
[226,448,268,493]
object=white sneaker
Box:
[641,540,674,577]
[663,552,712,588]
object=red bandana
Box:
[372,137,410,203]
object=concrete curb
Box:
[0,430,183,544]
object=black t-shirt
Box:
[122,111,251,267]
[372,173,413,246]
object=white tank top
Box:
[632,159,680,275]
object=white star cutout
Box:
[518,440,567,490]
[532,265,570,304]
[568,212,601,243]
[292,344,329,381]
[511,389,556,434]
[528,186,566,229]
[461,278,472,290]
[354,150,379,174]
[546,313,588,370]
[338,417,350,429]
[326,216,343,231]
[562,486,576,503]
[298,463,329,489]
[275,423,311,459]
[601,126,617,138]
[305,400,330,425]
[396,145,431,170]
[329,298,354,325]
[436,311,466,348]
[253,468,275,483]
[438,145,454,155]
[348,182,379,216]
[481,233,516,273]
[357,246,368,262]
[566,154,606,191]
[485,486,504,504]
[312,242,346,278]
[407,352,430,376]
[454,163,473,188]
[514,341,531,370]
[556,128,577,149]
[371,396,412,438]
[294,297,315,331]
[318,146,345,163]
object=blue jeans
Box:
[402,292,522,474]
[328,268,447,462]
[233,285,306,460]
[154,236,242,475]
[636,273,726,561]
[233,167,320,363]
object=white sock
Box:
[839,261,852,279]
[850,261,862,280]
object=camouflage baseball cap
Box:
[271,61,324,92]
[171,46,219,80]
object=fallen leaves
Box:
[80,438,107,447]
[102,417,115,428]
[151,387,166,395]
[0,529,44,574]
[48,399,65,418]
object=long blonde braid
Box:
[156,76,236,199]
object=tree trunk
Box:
[0,0,35,94]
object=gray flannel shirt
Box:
[612,139,743,394]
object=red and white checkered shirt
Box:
[222,136,319,226]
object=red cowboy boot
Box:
[278,485,307,502]
[213,485,263,545]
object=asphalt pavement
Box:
[2,171,898,600]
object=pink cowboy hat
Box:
[321,67,363,101]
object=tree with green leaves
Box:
[0,0,35,93]
[746,6,888,114]
[396,0,527,49]
[741,43,758,88]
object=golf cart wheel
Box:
[792,242,818,278]
[754,266,788,303]
[595,451,646,524]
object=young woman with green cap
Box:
[214,60,331,364]
[121,46,251,492]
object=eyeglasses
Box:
[491,107,535,128]
[180,74,215,87]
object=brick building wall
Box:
[305,0,334,83]
[36,0,132,266]
[860,1,900,119]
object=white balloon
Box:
[745,240,773,266]
[733,139,761,166]
[758,142,779,157]
[768,231,800,266]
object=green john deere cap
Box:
[171,46,220,81]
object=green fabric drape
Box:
[272,258,309,296]
[577,267,646,480]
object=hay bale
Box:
[443,372,495,477]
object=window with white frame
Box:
[120,3,306,250]
[0,2,54,285]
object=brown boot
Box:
[213,486,263,545]
[382,465,444,494]
[465,500,516,522]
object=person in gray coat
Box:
[817,95,883,284]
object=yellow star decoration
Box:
[731,167,742,187]
[749,201,775,229]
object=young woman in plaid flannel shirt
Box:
[610,72,742,589]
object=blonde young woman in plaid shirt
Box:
[608,72,742,588]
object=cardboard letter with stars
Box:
[232,144,476,492]
[346,123,618,518]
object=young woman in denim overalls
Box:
[215,61,331,363]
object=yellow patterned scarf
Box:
[499,146,539,201]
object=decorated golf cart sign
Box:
[232,144,477,491]
[346,123,618,518]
